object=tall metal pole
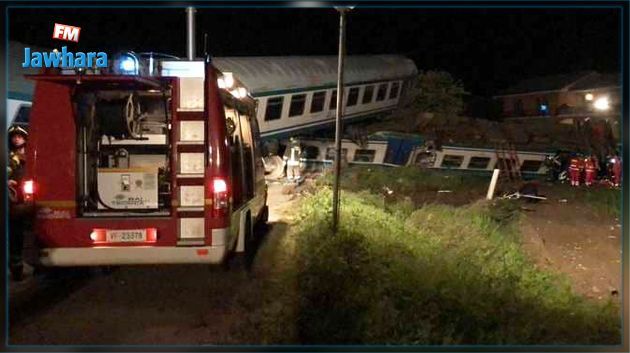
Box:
[332,8,348,233]
[186,7,196,60]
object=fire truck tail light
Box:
[23,180,34,201]
[90,229,106,242]
[212,178,229,211]
[213,178,227,193]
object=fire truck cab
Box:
[25,53,268,266]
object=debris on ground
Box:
[281,184,297,195]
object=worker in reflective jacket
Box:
[584,155,598,186]
[568,155,582,187]
[286,137,302,182]
[610,154,622,187]
[7,125,29,281]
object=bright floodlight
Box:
[594,97,610,111]
[584,93,594,101]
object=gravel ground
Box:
[8,182,300,345]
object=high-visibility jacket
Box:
[584,158,597,172]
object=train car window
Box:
[329,90,337,110]
[326,147,347,161]
[376,83,388,101]
[347,87,359,107]
[468,157,491,169]
[310,91,326,113]
[495,158,514,171]
[14,105,31,124]
[415,152,436,168]
[520,160,542,172]
[362,86,375,104]
[441,155,464,168]
[353,149,376,162]
[264,97,284,121]
[289,94,307,117]
[303,146,320,159]
[389,82,400,99]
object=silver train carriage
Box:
[288,135,550,176]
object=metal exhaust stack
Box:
[186,7,196,60]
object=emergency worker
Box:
[568,154,582,187]
[610,154,622,187]
[583,155,598,187]
[286,137,302,182]
[7,125,30,281]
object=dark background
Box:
[8,6,621,96]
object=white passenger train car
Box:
[9,41,417,137]
[213,55,418,139]
[408,145,549,175]
[292,137,550,176]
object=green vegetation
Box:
[553,184,621,218]
[285,168,620,344]
[406,70,468,118]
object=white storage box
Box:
[97,168,158,209]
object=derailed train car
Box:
[287,132,550,177]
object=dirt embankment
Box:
[519,185,621,301]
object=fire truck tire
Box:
[224,214,255,273]
[258,205,269,225]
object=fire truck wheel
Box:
[258,205,269,225]
[224,214,255,273]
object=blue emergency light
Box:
[114,52,140,75]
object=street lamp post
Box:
[332,6,351,233]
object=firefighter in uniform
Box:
[7,126,30,281]
[568,154,582,187]
[583,155,598,187]
[285,137,302,182]
[610,154,622,187]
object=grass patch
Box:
[290,188,620,344]
[323,165,489,194]
[552,184,621,218]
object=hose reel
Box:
[96,93,145,140]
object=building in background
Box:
[494,71,620,122]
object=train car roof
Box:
[212,55,418,96]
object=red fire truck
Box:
[23,53,268,266]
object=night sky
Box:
[9,6,621,96]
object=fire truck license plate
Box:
[106,229,147,243]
